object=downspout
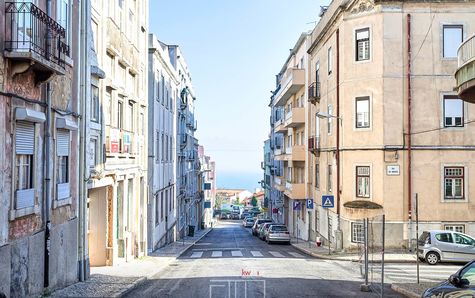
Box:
[407,14,413,246]
[336,29,341,230]
[44,0,52,289]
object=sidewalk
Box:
[50,228,212,297]
[290,238,417,263]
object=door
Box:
[434,232,455,260]
[453,233,475,262]
[88,188,107,266]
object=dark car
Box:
[422,260,475,297]
[252,219,273,236]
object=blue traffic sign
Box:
[322,195,334,208]
[292,201,301,211]
[306,199,314,209]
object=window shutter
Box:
[16,121,35,154]
[57,129,70,156]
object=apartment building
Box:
[87,0,149,266]
[304,0,475,250]
[175,51,201,237]
[262,139,273,218]
[269,33,311,240]
[199,145,217,227]
[147,35,178,251]
[0,0,82,296]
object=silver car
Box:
[266,224,291,245]
[418,230,475,265]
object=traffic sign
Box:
[292,201,301,211]
[306,199,314,209]
[322,195,334,208]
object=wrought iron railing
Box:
[308,81,321,103]
[4,2,69,68]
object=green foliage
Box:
[251,196,258,207]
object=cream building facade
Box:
[87,0,149,266]
[303,0,475,250]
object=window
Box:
[315,61,320,84]
[444,95,464,127]
[435,233,453,243]
[117,100,123,129]
[105,90,111,126]
[107,53,114,78]
[445,225,465,234]
[57,0,70,48]
[444,167,464,200]
[327,105,332,134]
[155,131,160,163]
[161,75,165,105]
[89,138,98,168]
[287,167,292,183]
[128,101,134,131]
[356,28,370,61]
[443,25,463,58]
[328,47,332,75]
[91,85,99,123]
[287,135,292,148]
[161,133,165,162]
[351,222,364,243]
[160,192,164,221]
[356,97,370,128]
[165,135,169,161]
[56,129,70,200]
[168,189,171,212]
[155,194,159,225]
[315,164,320,189]
[316,113,320,137]
[356,166,370,198]
[15,121,35,209]
[454,233,475,246]
[328,165,332,192]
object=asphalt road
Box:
[125,220,402,298]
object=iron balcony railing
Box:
[5,2,70,68]
[308,81,321,103]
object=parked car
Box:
[418,230,475,265]
[243,217,254,228]
[266,224,291,244]
[252,219,273,236]
[220,212,231,220]
[241,212,250,219]
[258,222,274,240]
[422,260,475,297]
[232,212,240,220]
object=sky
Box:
[149,1,323,191]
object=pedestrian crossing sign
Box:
[322,195,334,208]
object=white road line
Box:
[190,251,203,258]
[250,251,263,257]
[269,251,284,258]
[288,252,304,258]
[211,251,222,257]
[231,250,243,257]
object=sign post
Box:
[321,195,334,255]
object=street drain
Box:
[169,263,179,267]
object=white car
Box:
[418,230,475,265]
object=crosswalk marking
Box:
[211,251,222,257]
[269,251,284,258]
[231,250,243,257]
[191,251,203,258]
[288,252,304,258]
[250,251,263,257]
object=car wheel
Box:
[425,252,439,265]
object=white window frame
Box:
[328,47,333,75]
[327,105,333,135]
[444,224,465,234]
[57,0,71,54]
[441,24,464,59]
[55,129,71,205]
[351,222,365,243]
[355,96,371,129]
[355,27,371,62]
[442,166,466,201]
[356,166,371,198]
[442,95,464,128]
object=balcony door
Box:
[10,0,39,51]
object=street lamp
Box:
[316,111,342,120]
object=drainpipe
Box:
[44,0,52,289]
[336,29,341,246]
[406,14,413,249]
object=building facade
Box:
[0,0,82,296]
[147,35,178,252]
[199,145,216,227]
[86,0,149,266]
[304,0,475,250]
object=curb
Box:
[176,228,213,258]
[291,243,418,263]
[390,284,421,298]
[114,276,147,298]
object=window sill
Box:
[54,197,72,208]
[9,204,40,221]
[443,198,467,203]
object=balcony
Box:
[274,146,285,161]
[284,182,305,199]
[308,82,321,104]
[456,35,475,103]
[4,2,69,79]
[290,145,305,161]
[308,136,321,156]
[274,176,285,192]
[273,68,305,106]
[284,107,305,127]
[274,119,287,133]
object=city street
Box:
[125,221,402,297]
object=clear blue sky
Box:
[150,1,323,190]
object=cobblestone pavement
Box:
[50,228,212,297]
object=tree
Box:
[236,196,240,205]
[251,196,258,207]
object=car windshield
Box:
[454,233,475,245]
[460,263,475,286]
[247,219,253,222]
[271,226,288,231]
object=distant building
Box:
[199,145,216,227]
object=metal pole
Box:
[364,218,369,287]
[416,194,420,284]
[381,214,385,298]
[328,209,331,255]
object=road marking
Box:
[250,251,263,257]
[288,252,304,258]
[190,251,203,258]
[269,251,284,258]
[231,250,243,257]
[211,251,222,257]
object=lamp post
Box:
[316,112,343,251]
